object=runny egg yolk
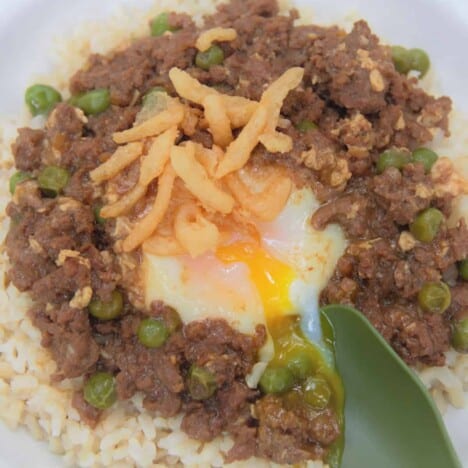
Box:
[216,242,296,319]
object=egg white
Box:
[144,186,347,376]
[258,188,347,343]
[144,253,264,335]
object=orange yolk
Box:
[216,242,296,318]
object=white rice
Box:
[0,1,466,467]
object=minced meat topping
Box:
[5,0,468,465]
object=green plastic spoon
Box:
[321,304,462,468]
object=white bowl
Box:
[0,1,466,466]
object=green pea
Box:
[418,281,451,314]
[410,207,444,243]
[391,46,412,75]
[296,120,318,133]
[69,89,111,115]
[137,318,169,348]
[411,147,438,173]
[37,166,70,197]
[285,349,314,380]
[451,319,468,352]
[459,260,468,281]
[195,45,225,71]
[25,84,62,116]
[164,307,183,334]
[9,171,32,195]
[376,149,410,174]
[84,372,117,410]
[89,290,124,321]
[259,366,295,394]
[408,48,430,78]
[391,46,430,78]
[303,376,331,409]
[93,203,106,225]
[150,12,178,37]
[142,86,167,106]
[187,365,217,400]
[282,388,304,410]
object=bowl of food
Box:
[0,0,466,467]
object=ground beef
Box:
[70,0,452,185]
[71,392,101,428]
[255,395,339,464]
[323,21,391,114]
[6,202,55,291]
[5,0,466,465]
[182,381,257,442]
[182,319,265,381]
[70,45,154,106]
[12,128,45,171]
[98,307,267,447]
[31,305,100,380]
[47,103,85,139]
[449,284,468,321]
[63,166,96,204]
[371,164,433,225]
[321,210,468,365]
[86,105,140,138]
[385,308,450,366]
[31,258,90,305]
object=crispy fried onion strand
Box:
[122,164,176,253]
[203,94,233,148]
[170,142,235,214]
[113,101,184,144]
[142,234,185,256]
[215,105,268,178]
[90,142,143,183]
[215,68,304,178]
[196,27,237,52]
[101,184,147,219]
[169,67,258,128]
[174,202,220,257]
[225,169,293,221]
[259,67,304,153]
[259,132,293,154]
[193,143,223,178]
[262,67,304,134]
[91,65,308,254]
[101,127,178,218]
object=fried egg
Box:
[144,186,347,375]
